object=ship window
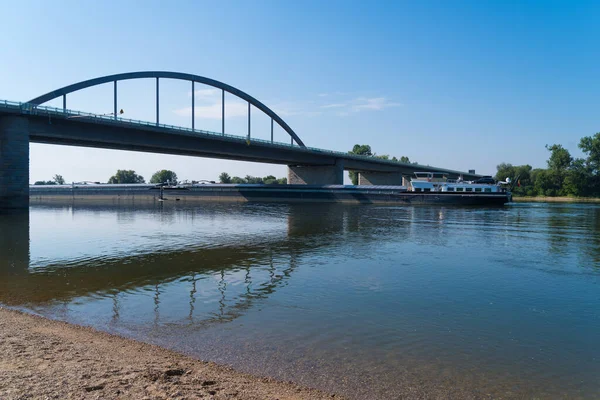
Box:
[415,188,422,192]
[484,188,492,193]
[456,187,464,192]
[447,187,454,192]
[475,188,482,192]
[424,188,431,192]
[466,188,473,192]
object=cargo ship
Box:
[30,172,511,206]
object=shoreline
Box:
[0,307,340,400]
[513,196,600,203]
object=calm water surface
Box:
[1,201,599,398]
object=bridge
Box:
[0,71,481,209]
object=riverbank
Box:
[0,307,339,400]
[513,196,600,203]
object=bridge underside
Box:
[358,171,407,186]
[0,110,481,209]
[288,160,344,185]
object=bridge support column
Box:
[0,116,30,210]
[358,171,404,186]
[288,160,344,185]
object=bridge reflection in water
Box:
[0,202,376,328]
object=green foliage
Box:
[263,175,278,184]
[53,174,65,185]
[34,175,65,185]
[244,175,264,184]
[262,175,288,185]
[496,134,600,198]
[108,170,145,184]
[219,173,286,184]
[219,172,232,184]
[546,144,572,172]
[150,170,178,185]
[563,159,588,196]
[350,144,373,156]
[579,132,600,174]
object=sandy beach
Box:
[0,307,339,400]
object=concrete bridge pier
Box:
[0,116,30,210]
[358,171,404,186]
[288,159,344,185]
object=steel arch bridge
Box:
[27,71,306,147]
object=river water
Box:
[1,201,599,398]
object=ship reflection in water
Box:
[1,201,600,399]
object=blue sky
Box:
[1,0,599,183]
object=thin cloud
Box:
[321,103,348,109]
[352,97,402,111]
[174,100,247,119]
[319,97,402,115]
[195,88,220,97]
[271,101,322,117]
[187,88,221,97]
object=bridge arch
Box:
[27,71,305,147]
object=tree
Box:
[350,144,373,156]
[150,170,178,185]
[230,176,246,184]
[495,162,515,182]
[546,144,572,172]
[108,170,145,184]
[34,180,56,185]
[245,175,264,184]
[53,174,65,185]
[219,172,232,184]
[544,144,573,195]
[495,163,533,196]
[263,175,278,184]
[579,132,600,174]
[563,158,589,197]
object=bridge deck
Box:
[0,100,481,179]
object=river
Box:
[1,201,599,398]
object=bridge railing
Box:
[0,99,351,156]
[0,99,474,177]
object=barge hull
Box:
[30,184,510,206]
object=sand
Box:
[0,307,340,400]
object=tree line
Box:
[34,170,177,185]
[496,132,600,197]
[34,169,288,185]
[33,174,65,185]
[218,172,287,184]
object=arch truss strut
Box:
[28,71,305,147]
